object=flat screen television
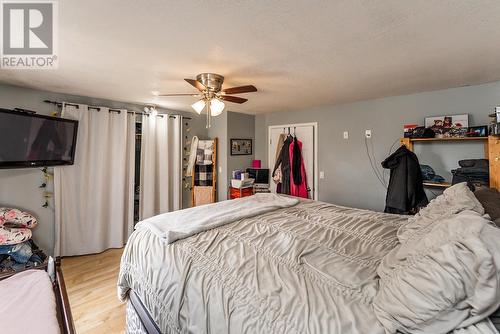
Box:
[0,108,78,169]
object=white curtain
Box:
[140,113,182,220]
[54,104,135,256]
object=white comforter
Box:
[136,193,299,244]
[119,185,500,334]
[374,183,500,334]
[119,199,407,333]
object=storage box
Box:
[229,186,254,199]
[231,178,254,188]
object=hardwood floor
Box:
[61,248,125,334]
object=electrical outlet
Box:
[365,129,372,138]
[343,131,349,139]
[319,171,325,179]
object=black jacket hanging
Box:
[382,145,428,215]
[291,136,302,185]
[272,135,292,194]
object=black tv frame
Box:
[0,108,79,169]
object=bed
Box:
[118,185,500,334]
[0,264,74,334]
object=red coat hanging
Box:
[289,137,309,198]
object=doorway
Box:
[268,123,318,200]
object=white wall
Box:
[255,81,499,211]
[0,84,206,255]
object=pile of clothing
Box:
[452,159,490,189]
[272,133,309,198]
[0,208,46,273]
[420,164,446,184]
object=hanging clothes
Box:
[273,135,292,195]
[382,145,428,215]
[185,135,199,177]
[291,136,302,185]
[275,133,286,162]
[272,133,286,186]
[289,137,308,198]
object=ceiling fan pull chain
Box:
[206,100,210,128]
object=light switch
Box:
[319,171,325,179]
[219,166,222,173]
[343,131,349,139]
[365,129,372,138]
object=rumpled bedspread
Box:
[374,183,500,334]
[118,199,406,333]
[135,193,299,244]
[118,188,500,333]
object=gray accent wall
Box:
[0,83,206,255]
[207,112,228,201]
[255,81,499,211]
[227,111,255,189]
[207,111,255,201]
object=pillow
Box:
[374,210,500,334]
[0,226,32,246]
[397,182,484,244]
[0,208,37,229]
[474,187,500,223]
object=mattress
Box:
[0,269,60,334]
[118,199,407,333]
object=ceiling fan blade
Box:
[222,85,257,95]
[157,93,200,97]
[220,95,248,104]
[184,78,206,92]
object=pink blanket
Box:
[0,270,59,334]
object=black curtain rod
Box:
[43,100,192,119]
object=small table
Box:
[229,186,254,199]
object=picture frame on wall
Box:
[230,139,252,156]
[467,125,488,137]
[424,114,469,138]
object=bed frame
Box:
[128,290,161,334]
[0,260,75,334]
[55,261,76,334]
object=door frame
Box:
[268,122,319,200]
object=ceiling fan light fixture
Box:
[210,98,225,116]
[144,106,157,114]
[191,99,206,114]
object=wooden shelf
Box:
[409,137,488,142]
[399,135,500,191]
[423,182,452,188]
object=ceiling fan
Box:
[157,73,257,128]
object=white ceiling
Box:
[1,0,500,114]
